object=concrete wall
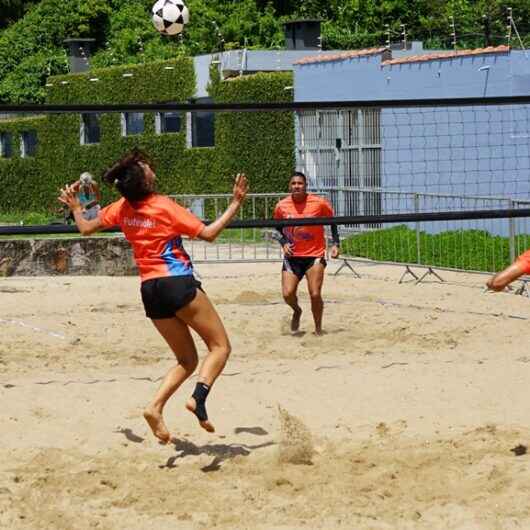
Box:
[0,237,137,277]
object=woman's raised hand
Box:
[58,183,81,211]
[232,173,248,204]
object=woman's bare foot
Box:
[291,307,302,332]
[185,398,215,433]
[143,407,171,444]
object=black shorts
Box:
[140,275,203,319]
[282,257,327,280]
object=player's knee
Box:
[309,292,323,304]
[181,356,199,374]
[216,340,231,361]
[282,289,296,302]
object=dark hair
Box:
[103,148,155,202]
[290,171,307,183]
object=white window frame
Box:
[186,112,193,147]
[121,112,144,136]
[20,130,37,158]
[186,97,215,149]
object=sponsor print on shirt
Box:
[284,223,315,244]
[122,216,157,229]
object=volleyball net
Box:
[0,96,529,272]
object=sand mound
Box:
[278,406,314,465]
[233,290,269,304]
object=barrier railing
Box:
[169,189,529,274]
[318,187,528,274]
[169,193,288,263]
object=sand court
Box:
[2,261,530,529]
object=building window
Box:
[20,130,37,157]
[0,132,13,158]
[80,113,101,144]
[295,108,382,228]
[121,112,144,136]
[156,111,182,134]
[186,98,215,148]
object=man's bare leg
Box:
[306,261,326,335]
[282,271,302,331]
[144,318,198,443]
[176,290,232,433]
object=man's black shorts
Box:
[282,256,327,281]
[140,275,203,319]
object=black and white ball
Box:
[152,0,189,36]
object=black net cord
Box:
[2,95,530,114]
[2,207,530,235]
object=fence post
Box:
[414,193,421,264]
[508,198,516,263]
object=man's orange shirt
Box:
[273,194,334,257]
[99,194,205,282]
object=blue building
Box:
[292,46,530,234]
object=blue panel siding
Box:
[294,51,530,102]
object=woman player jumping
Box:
[59,148,248,443]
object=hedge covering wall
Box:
[210,71,294,195]
[0,56,295,213]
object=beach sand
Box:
[2,261,530,529]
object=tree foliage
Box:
[0,0,38,29]
[1,0,530,103]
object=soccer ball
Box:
[152,0,189,36]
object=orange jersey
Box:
[273,194,334,257]
[99,194,204,282]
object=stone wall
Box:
[0,237,137,276]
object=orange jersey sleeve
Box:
[163,197,205,239]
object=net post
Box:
[414,193,421,265]
[508,198,516,263]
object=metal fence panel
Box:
[330,188,526,274]
[170,193,287,263]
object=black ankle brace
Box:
[191,382,210,421]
